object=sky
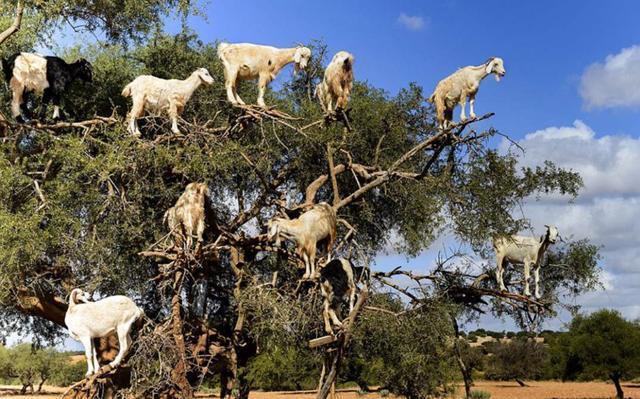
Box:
[16,1,640,346]
[164,0,640,331]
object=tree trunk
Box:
[611,374,624,399]
[316,287,368,399]
[38,377,47,392]
[515,378,528,387]
[171,269,194,399]
[450,315,472,399]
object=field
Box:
[2,381,640,399]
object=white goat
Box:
[267,202,337,279]
[315,51,354,113]
[121,68,214,136]
[64,288,143,376]
[217,42,312,108]
[428,57,506,129]
[493,225,559,299]
[319,258,356,335]
[164,182,213,251]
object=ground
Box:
[2,381,640,399]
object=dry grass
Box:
[2,381,640,399]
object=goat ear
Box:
[485,59,494,74]
[294,49,302,65]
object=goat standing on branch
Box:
[164,182,215,252]
[2,52,93,123]
[319,258,357,335]
[217,42,311,108]
[493,225,559,299]
[267,203,337,279]
[428,57,505,129]
[316,51,354,114]
[122,68,214,136]
[64,289,143,377]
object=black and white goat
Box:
[2,52,93,122]
[319,258,361,335]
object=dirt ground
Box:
[2,381,640,399]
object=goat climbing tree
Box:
[0,11,601,399]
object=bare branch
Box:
[0,0,24,46]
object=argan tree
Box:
[0,6,601,399]
[552,310,640,399]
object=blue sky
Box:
[169,0,640,139]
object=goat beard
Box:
[294,63,302,76]
[494,74,501,82]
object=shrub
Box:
[470,390,491,399]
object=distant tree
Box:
[0,344,63,394]
[485,340,548,386]
[552,310,640,399]
[352,293,458,399]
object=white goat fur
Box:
[316,51,354,113]
[267,202,337,279]
[428,57,506,129]
[121,68,214,136]
[320,258,356,335]
[6,53,53,118]
[217,42,312,107]
[493,225,558,299]
[64,289,143,376]
[164,182,210,251]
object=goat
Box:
[217,42,311,108]
[319,258,356,335]
[428,57,505,129]
[315,51,354,113]
[64,288,143,376]
[267,202,337,279]
[2,52,93,123]
[164,182,215,252]
[121,68,214,136]
[493,225,559,299]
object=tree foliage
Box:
[485,340,549,385]
[551,310,640,399]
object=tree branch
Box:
[0,0,24,46]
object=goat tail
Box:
[427,93,436,103]
[121,83,132,97]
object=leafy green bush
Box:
[470,390,491,399]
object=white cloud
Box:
[580,45,640,109]
[503,120,640,199]
[524,120,594,141]
[397,13,426,31]
[503,120,640,321]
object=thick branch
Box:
[15,289,67,327]
[0,1,24,46]
[326,144,340,206]
[335,113,494,209]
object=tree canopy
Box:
[551,309,640,399]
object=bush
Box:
[485,340,548,383]
[50,360,86,386]
[470,390,491,399]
